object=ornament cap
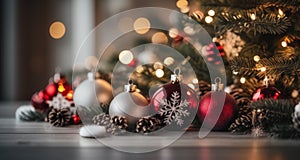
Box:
[211,77,224,91]
[171,68,182,83]
[263,76,269,87]
[124,80,136,92]
[87,72,95,81]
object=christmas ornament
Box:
[48,107,71,127]
[198,77,238,131]
[204,42,225,65]
[15,105,45,121]
[79,125,107,138]
[252,77,281,101]
[71,114,81,125]
[31,72,74,112]
[150,68,199,129]
[109,80,149,131]
[292,102,300,131]
[74,72,113,107]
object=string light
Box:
[208,10,215,16]
[164,57,175,66]
[169,28,179,38]
[240,77,246,84]
[278,9,284,17]
[281,41,287,47]
[205,16,213,23]
[152,32,168,44]
[176,0,188,9]
[233,70,238,75]
[180,6,190,13]
[260,67,266,72]
[153,62,163,70]
[253,55,260,62]
[250,13,256,20]
[183,26,195,35]
[192,78,198,84]
[119,50,134,64]
[49,21,66,39]
[155,69,164,78]
[133,17,151,34]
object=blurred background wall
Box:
[0,0,177,101]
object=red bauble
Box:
[198,91,238,131]
[31,73,74,112]
[204,42,225,65]
[71,114,81,125]
[31,90,49,111]
[252,85,281,101]
[45,83,57,97]
[150,81,199,128]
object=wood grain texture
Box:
[1,102,300,160]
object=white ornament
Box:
[158,91,190,126]
[295,102,300,112]
[79,125,107,138]
[47,93,71,109]
[109,81,149,125]
[74,72,113,108]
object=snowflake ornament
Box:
[47,93,72,109]
[158,91,190,126]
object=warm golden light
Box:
[152,32,168,44]
[208,10,215,16]
[133,17,151,34]
[49,21,66,39]
[58,83,66,92]
[205,16,213,23]
[180,6,190,13]
[192,78,198,84]
[240,77,246,84]
[66,91,73,99]
[164,57,175,66]
[176,0,188,9]
[253,55,260,62]
[281,41,287,47]
[260,67,266,72]
[119,50,134,64]
[233,70,238,75]
[153,62,163,70]
[250,13,256,20]
[169,28,179,38]
[278,9,284,16]
[155,69,165,78]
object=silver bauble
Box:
[74,72,113,107]
[109,81,149,126]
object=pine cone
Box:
[136,116,162,133]
[292,111,300,131]
[111,116,128,130]
[229,85,252,108]
[48,107,71,127]
[229,114,252,133]
[92,113,111,126]
[198,80,211,97]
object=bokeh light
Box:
[49,21,66,39]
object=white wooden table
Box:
[0,102,300,160]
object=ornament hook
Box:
[171,67,182,83]
[125,79,136,92]
[212,77,224,91]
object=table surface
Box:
[1,102,300,160]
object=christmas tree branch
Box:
[216,13,291,35]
